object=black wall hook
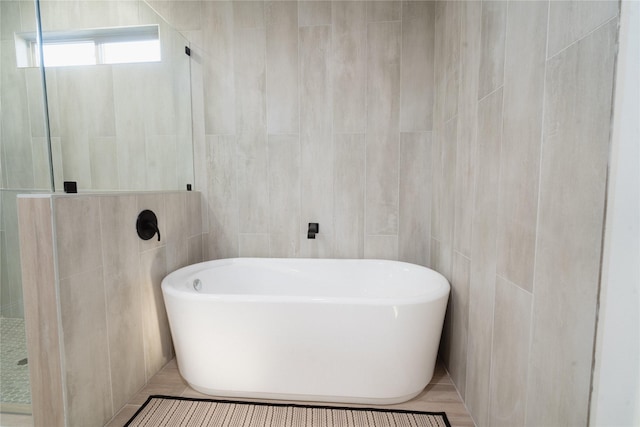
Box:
[136,210,161,241]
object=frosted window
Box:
[102,40,161,64]
[41,42,96,67]
[15,25,161,68]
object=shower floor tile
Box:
[0,318,31,412]
[108,359,475,427]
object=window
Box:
[15,25,161,68]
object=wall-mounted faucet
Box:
[308,223,319,239]
[136,210,161,241]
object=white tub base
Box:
[162,258,450,405]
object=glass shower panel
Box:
[1,0,51,416]
[39,0,194,192]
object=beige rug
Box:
[125,395,451,427]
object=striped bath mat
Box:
[125,395,451,427]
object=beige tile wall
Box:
[153,0,435,265]
[18,191,203,427]
[432,1,619,426]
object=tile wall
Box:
[18,191,203,426]
[149,0,435,264]
[431,1,619,426]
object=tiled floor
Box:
[107,359,475,427]
[0,318,31,408]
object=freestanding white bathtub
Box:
[161,258,450,405]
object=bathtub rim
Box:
[162,257,450,306]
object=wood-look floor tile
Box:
[117,359,475,427]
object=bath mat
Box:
[125,395,451,427]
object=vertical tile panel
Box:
[443,0,461,122]
[365,235,398,260]
[367,21,400,135]
[438,118,457,280]
[206,135,238,259]
[466,88,503,427]
[477,1,507,99]
[31,137,52,190]
[367,1,400,22]
[104,272,145,412]
[139,245,172,381]
[458,1,482,109]
[527,21,616,427]
[1,192,22,317]
[55,69,96,189]
[90,136,119,190]
[430,2,445,244]
[268,135,301,257]
[430,238,440,271]
[547,0,618,58]
[239,233,271,257]
[2,48,34,189]
[187,191,203,238]
[299,25,332,138]
[430,127,443,241]
[431,1,446,127]
[99,195,145,412]
[448,252,470,399]
[366,21,400,235]
[235,26,267,138]
[145,134,178,190]
[299,1,331,27]
[400,1,435,132]
[489,277,532,427]
[399,132,432,267]
[233,1,264,29]
[100,194,140,285]
[496,1,548,292]
[25,68,46,139]
[453,1,481,257]
[188,234,204,266]
[332,1,367,134]
[166,0,202,31]
[334,134,365,259]
[202,1,235,135]
[266,1,299,134]
[17,197,65,427]
[366,132,399,235]
[54,196,103,280]
[113,65,146,190]
[140,64,176,137]
[235,27,269,234]
[299,25,333,257]
[165,192,190,272]
[59,269,113,426]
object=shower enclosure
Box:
[0,0,193,416]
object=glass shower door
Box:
[0,0,53,417]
